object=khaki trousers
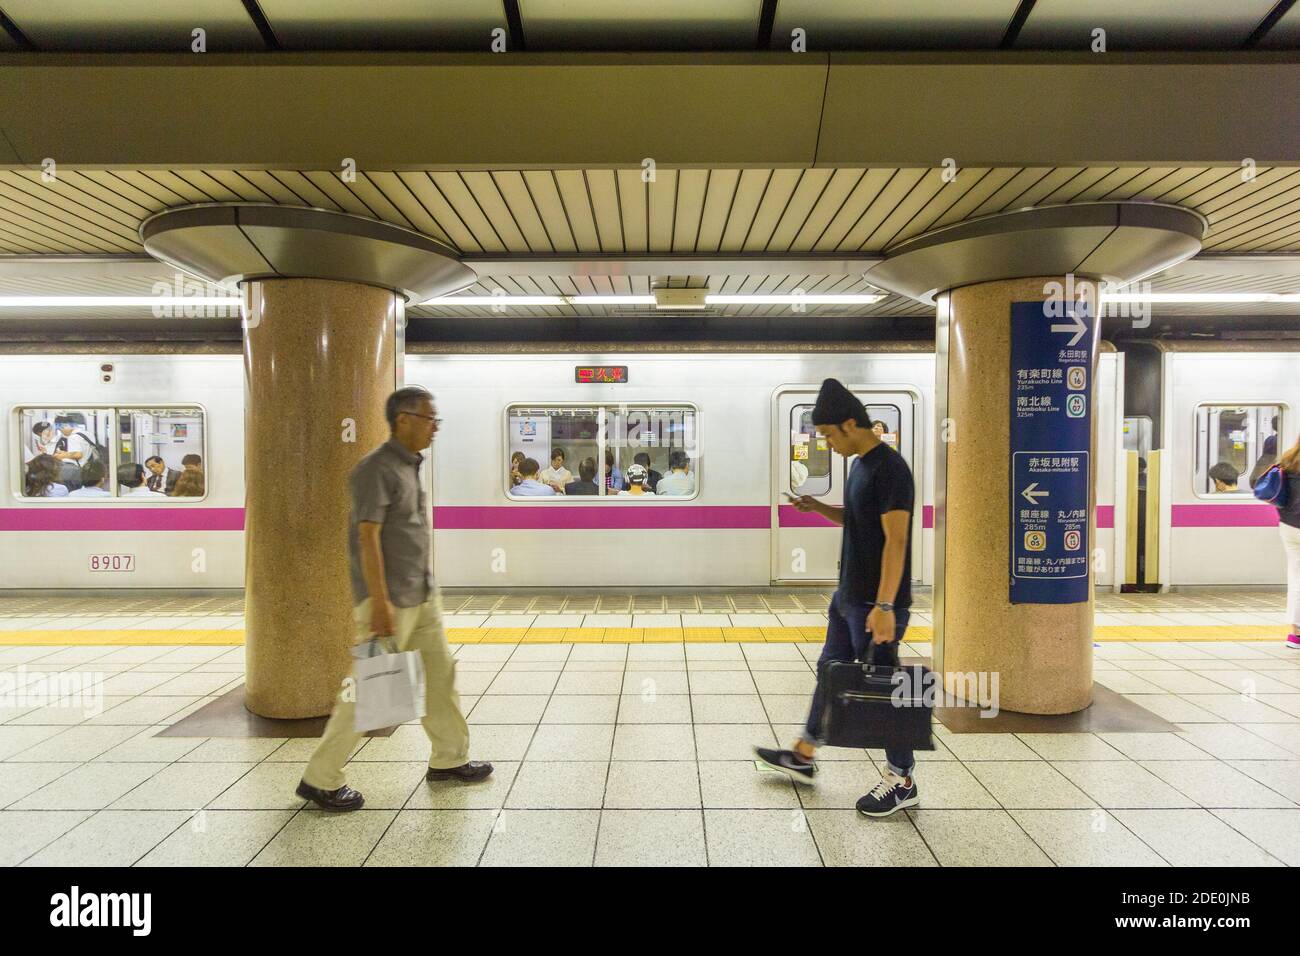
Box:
[303,591,470,790]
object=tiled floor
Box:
[1,637,1297,866]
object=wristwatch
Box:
[877,602,895,612]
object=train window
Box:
[790,405,830,496]
[841,404,903,479]
[1193,404,1283,498]
[505,404,698,498]
[117,407,207,498]
[19,408,114,497]
[15,405,206,501]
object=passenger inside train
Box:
[564,457,600,496]
[1210,461,1241,493]
[538,448,572,492]
[512,457,557,496]
[618,463,655,496]
[656,450,694,496]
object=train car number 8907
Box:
[89,554,135,572]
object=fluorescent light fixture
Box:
[1104,292,1300,303]
[706,294,885,305]
[569,296,657,305]
[421,295,566,306]
[0,296,240,307]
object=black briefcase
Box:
[819,643,935,751]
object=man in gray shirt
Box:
[298,386,492,811]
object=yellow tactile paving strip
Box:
[0,625,1283,646]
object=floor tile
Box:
[907,809,1051,866]
[612,724,697,761]
[137,809,295,866]
[751,671,816,695]
[365,810,498,866]
[802,808,934,866]
[1007,809,1168,866]
[553,671,624,695]
[525,724,614,762]
[1096,732,1214,761]
[938,732,1056,762]
[1110,809,1285,866]
[1015,733,1127,761]
[703,809,822,866]
[23,810,193,867]
[0,809,95,865]
[484,671,560,695]
[1052,761,1200,809]
[250,809,396,866]
[1212,809,1300,865]
[479,810,599,867]
[966,761,1097,809]
[1228,761,1300,803]
[1175,724,1296,761]
[505,761,608,809]
[467,695,549,724]
[12,761,166,810]
[0,762,77,808]
[616,694,692,724]
[699,761,800,809]
[1144,760,1296,808]
[604,761,701,809]
[697,694,770,723]
[686,671,758,694]
[6,724,139,762]
[178,737,287,762]
[111,762,256,810]
[595,809,706,866]
[333,762,425,809]
[542,695,620,724]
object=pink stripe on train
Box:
[0,507,246,532]
[1172,504,1279,528]
[435,505,772,530]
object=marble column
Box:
[242,278,401,718]
[936,277,1099,714]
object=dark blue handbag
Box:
[1253,465,1289,507]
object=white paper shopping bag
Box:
[352,637,427,733]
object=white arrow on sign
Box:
[1050,311,1087,347]
[1021,482,1049,505]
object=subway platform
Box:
[0,587,1296,867]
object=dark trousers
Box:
[802,589,915,777]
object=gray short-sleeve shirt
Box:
[348,438,433,607]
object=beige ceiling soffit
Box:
[1161,255,1300,279]
[0,255,161,277]
[458,256,884,276]
[0,54,828,169]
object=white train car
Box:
[1,345,1126,592]
[1,351,245,589]
[1159,342,1300,587]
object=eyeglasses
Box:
[402,411,442,427]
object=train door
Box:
[771,387,918,584]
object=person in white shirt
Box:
[538,448,573,493]
[655,451,695,496]
[118,462,167,498]
[52,417,91,468]
[617,463,656,497]
[512,457,556,496]
[68,461,112,498]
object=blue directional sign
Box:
[1009,298,1095,604]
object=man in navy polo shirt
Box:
[756,378,919,817]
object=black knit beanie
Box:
[810,378,871,428]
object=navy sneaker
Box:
[754,746,818,786]
[856,768,919,818]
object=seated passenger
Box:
[24,454,68,498]
[171,470,205,498]
[603,448,624,492]
[617,463,655,497]
[633,452,663,492]
[509,451,525,488]
[539,447,573,493]
[513,457,556,496]
[68,461,111,498]
[118,462,167,498]
[564,457,600,496]
[1210,461,1240,493]
[181,453,204,475]
[655,450,694,496]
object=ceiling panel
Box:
[521,0,762,50]
[1016,0,1278,50]
[259,0,503,50]
[2,0,266,51]
[771,0,1016,50]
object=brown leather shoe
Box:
[426,761,494,783]
[296,779,365,811]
